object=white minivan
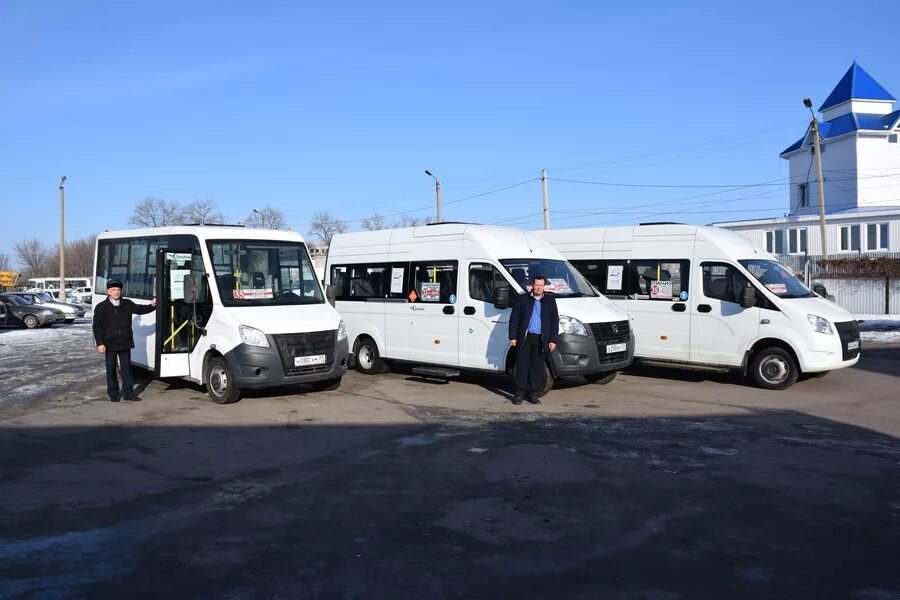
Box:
[94,226,349,404]
[326,223,634,395]
[536,223,861,390]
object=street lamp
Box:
[58,176,66,303]
[803,98,828,260]
[425,170,442,223]
[252,208,266,228]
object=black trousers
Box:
[105,349,134,398]
[514,334,545,398]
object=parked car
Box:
[0,294,66,328]
[71,286,93,303]
[41,289,81,305]
[0,292,85,323]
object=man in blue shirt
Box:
[508,275,560,404]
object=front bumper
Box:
[549,329,635,378]
[38,312,66,325]
[799,320,861,373]
[224,336,350,388]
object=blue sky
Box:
[2,0,898,268]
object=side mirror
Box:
[325,284,336,307]
[812,283,827,297]
[739,285,756,309]
[183,274,206,304]
[493,285,511,310]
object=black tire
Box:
[354,337,386,375]
[311,377,342,392]
[205,356,242,404]
[23,314,40,329]
[538,361,555,397]
[750,346,798,390]
[584,371,618,385]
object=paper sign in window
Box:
[650,280,673,300]
[420,282,441,302]
[606,265,623,291]
[390,268,404,294]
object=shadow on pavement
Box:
[1,408,898,599]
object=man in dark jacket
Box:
[508,275,560,405]
[93,280,156,402]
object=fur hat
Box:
[107,279,123,290]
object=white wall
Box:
[856,132,900,208]
[788,135,857,215]
[821,100,894,122]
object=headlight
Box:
[337,320,347,342]
[40,309,54,315]
[807,314,834,335]
[239,325,270,347]
[558,315,588,336]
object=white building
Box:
[715,63,900,257]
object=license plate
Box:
[606,343,627,353]
[847,341,859,350]
[295,354,326,367]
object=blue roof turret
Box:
[819,62,895,111]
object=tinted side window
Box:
[627,260,690,301]
[569,260,629,297]
[331,263,409,302]
[96,235,195,299]
[411,261,458,303]
[702,263,751,304]
[468,263,507,303]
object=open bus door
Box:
[156,249,208,378]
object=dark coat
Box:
[92,297,156,351]
[508,292,560,352]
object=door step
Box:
[411,366,460,380]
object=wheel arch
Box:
[743,337,803,376]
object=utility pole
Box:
[541,168,550,230]
[804,98,828,261]
[253,208,267,229]
[425,170,441,223]
[58,176,66,303]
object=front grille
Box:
[835,320,860,361]
[272,330,336,376]
[588,320,630,364]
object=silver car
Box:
[1,292,86,323]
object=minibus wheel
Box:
[584,371,617,385]
[750,347,798,390]
[354,337,386,375]
[206,356,242,404]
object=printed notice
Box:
[544,278,573,294]
[233,288,274,300]
[169,269,190,300]
[420,282,441,302]
[606,265,624,291]
[765,283,787,294]
[391,268,404,293]
[650,280,673,300]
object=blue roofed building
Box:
[714,63,900,257]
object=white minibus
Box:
[535,224,861,389]
[325,223,634,396]
[94,226,349,404]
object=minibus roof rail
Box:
[638,221,685,226]
[181,223,247,227]
[426,221,481,226]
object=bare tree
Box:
[13,237,48,279]
[245,205,286,229]
[183,198,226,225]
[361,213,386,231]
[44,235,97,277]
[129,196,184,228]
[392,214,433,228]
[0,252,10,271]
[307,211,348,245]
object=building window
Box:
[798,183,808,208]
[840,224,861,252]
[866,222,890,250]
[766,230,785,254]
[788,228,808,254]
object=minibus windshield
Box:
[738,259,815,299]
[208,240,324,306]
[500,258,598,297]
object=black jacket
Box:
[92,297,156,351]
[508,292,560,352]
